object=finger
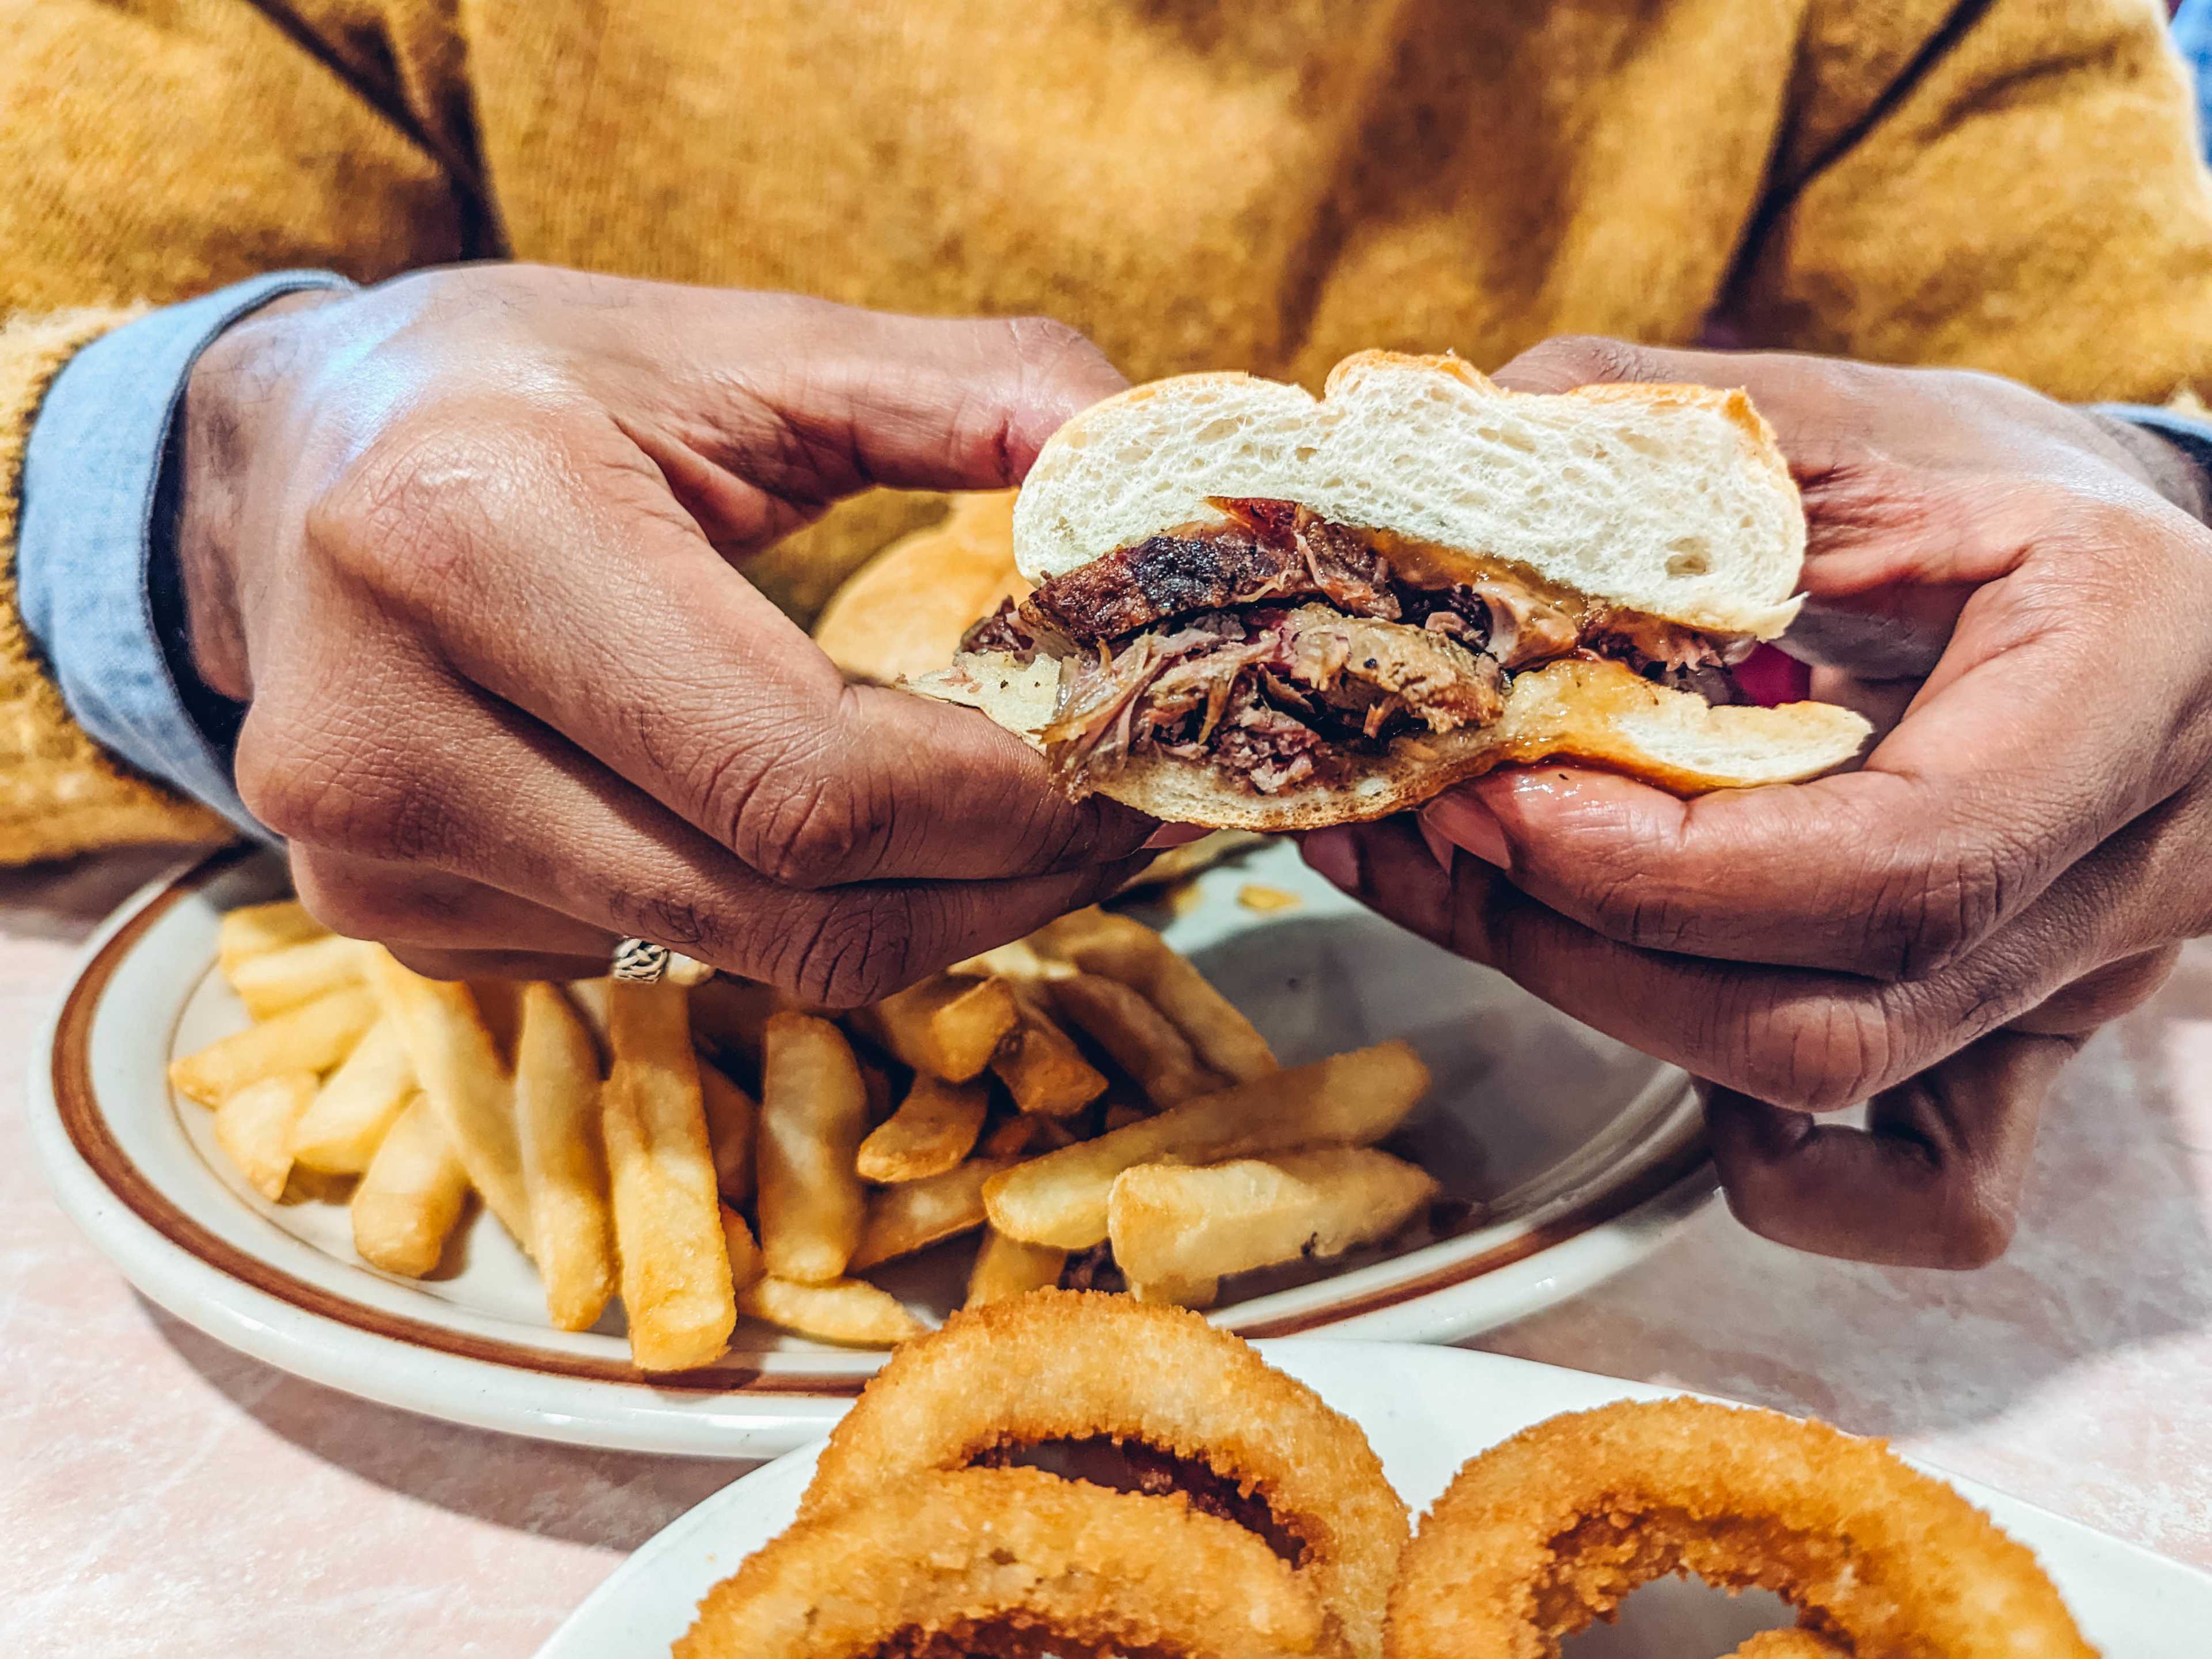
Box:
[323,419,1156,885]
[243,672,1148,1007]
[1706,1028,2077,1267]
[1303,815,2084,1113]
[1417,569,2192,981]
[382,945,612,983]
[609,293,1131,524]
[290,850,618,958]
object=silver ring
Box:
[611,938,672,983]
[611,938,714,986]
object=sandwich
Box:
[915,351,1871,831]
[812,488,1268,882]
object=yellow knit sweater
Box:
[6,0,2212,862]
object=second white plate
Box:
[541,1344,2212,1658]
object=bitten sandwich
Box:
[916,352,1871,831]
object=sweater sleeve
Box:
[1729,0,2212,403]
[0,0,475,863]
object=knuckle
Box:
[719,737,884,888]
[1738,996,1897,1113]
[1003,314,1104,381]
[305,412,541,611]
[1859,836,2008,982]
[237,701,446,861]
[772,896,919,1009]
[1515,334,1656,389]
[1936,1194,2017,1269]
[1581,870,1695,952]
[287,856,389,942]
[603,888,727,957]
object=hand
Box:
[1303,336,2212,1266]
[179,265,1154,1001]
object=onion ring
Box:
[1729,1633,1849,1659]
[800,1289,1406,1659]
[673,1465,1341,1659]
[1384,1398,2094,1659]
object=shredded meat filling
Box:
[1039,605,1502,796]
[982,498,1750,796]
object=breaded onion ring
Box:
[1385,1398,2094,1659]
[1729,1633,1848,1659]
[673,1466,1340,1659]
[801,1289,1406,1659]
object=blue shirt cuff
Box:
[18,271,354,839]
[2097,403,2212,492]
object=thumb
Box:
[628,291,1130,502]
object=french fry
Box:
[465,978,525,1067]
[927,976,1020,1080]
[1127,1272,1220,1310]
[352,1093,471,1277]
[214,1071,319,1200]
[217,899,327,980]
[169,984,378,1107]
[1101,1096,1150,1133]
[228,933,369,1020]
[978,1113,1042,1160]
[849,1158,1009,1271]
[700,1060,758,1204]
[866,974,1018,1082]
[982,1041,1429,1248]
[516,984,616,1332]
[964,1226,1066,1308]
[366,953,532,1244]
[289,1017,415,1175]
[736,1275,925,1347]
[756,1012,870,1285]
[857,1052,897,1126]
[689,976,778,1063]
[978,1111,1081,1160]
[855,1073,988,1183]
[1048,972,1224,1108]
[1107,1147,1439,1293]
[604,980,736,1371]
[565,978,611,1055]
[988,991,1107,1118]
[948,938,1072,983]
[1039,908,1277,1081]
[721,1203,766,1291]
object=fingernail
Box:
[1416,814,1457,877]
[1301,827,1361,891]
[1422,791,1512,870]
[1142,823,1212,850]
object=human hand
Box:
[1304,336,2212,1266]
[178,265,1154,1001]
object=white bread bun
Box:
[1013,351,1805,640]
[915,654,1870,831]
[813,491,1027,683]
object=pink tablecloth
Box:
[5,851,2209,1655]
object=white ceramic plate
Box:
[541,1343,2212,1658]
[30,843,1716,1456]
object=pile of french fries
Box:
[169,900,1440,1370]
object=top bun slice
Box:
[1013,351,1805,641]
[917,353,1870,831]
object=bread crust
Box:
[915,653,1870,828]
[1013,351,1805,639]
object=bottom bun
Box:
[914,654,1872,831]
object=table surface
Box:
[5,851,2210,1657]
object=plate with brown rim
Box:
[28,841,1713,1457]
